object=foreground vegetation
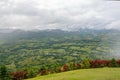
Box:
[0,59,120,80]
[28,68,120,80]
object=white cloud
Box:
[0,0,120,30]
[105,20,120,29]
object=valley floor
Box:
[27,68,120,80]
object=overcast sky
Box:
[0,0,120,31]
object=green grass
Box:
[27,68,120,80]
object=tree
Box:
[28,70,35,78]
[82,57,90,69]
[0,65,10,80]
[110,58,117,67]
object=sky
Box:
[0,0,120,31]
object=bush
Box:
[40,69,47,75]
[63,64,69,71]
[10,70,28,80]
[90,60,110,68]
[116,60,120,67]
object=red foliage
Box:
[90,60,110,68]
[10,70,28,80]
[77,63,81,69]
[72,63,81,69]
[40,69,47,75]
[116,60,120,66]
[63,64,69,71]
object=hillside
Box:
[27,68,120,80]
[0,29,120,71]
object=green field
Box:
[27,68,120,80]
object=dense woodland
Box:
[0,29,120,79]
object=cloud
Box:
[105,20,120,29]
[0,0,120,30]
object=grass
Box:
[27,68,120,80]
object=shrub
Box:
[116,60,120,66]
[63,64,69,71]
[90,60,110,68]
[76,63,81,69]
[10,70,28,80]
[40,69,47,75]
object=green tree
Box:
[110,58,117,67]
[82,57,90,69]
[0,65,11,80]
[28,69,35,78]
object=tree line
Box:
[0,58,120,80]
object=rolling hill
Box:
[0,29,120,70]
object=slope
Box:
[27,68,120,80]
